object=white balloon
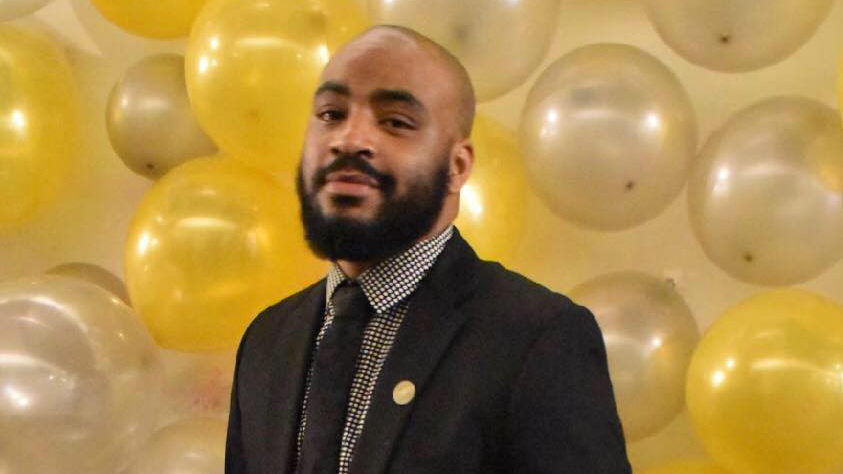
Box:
[688,96,843,285]
[519,43,697,230]
[0,0,52,20]
[368,0,561,101]
[125,417,226,474]
[0,275,163,474]
[642,0,834,72]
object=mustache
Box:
[313,153,396,192]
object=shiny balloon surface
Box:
[47,261,131,304]
[107,53,217,179]
[570,271,699,442]
[185,0,367,175]
[519,43,697,231]
[125,156,326,351]
[0,26,78,229]
[368,0,560,101]
[86,0,210,38]
[639,459,732,474]
[688,96,843,285]
[0,275,162,474]
[0,0,52,20]
[124,417,226,474]
[642,0,834,72]
[455,116,527,265]
[687,289,843,474]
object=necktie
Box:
[298,281,371,474]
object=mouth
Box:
[322,171,381,198]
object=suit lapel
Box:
[349,230,481,474]
[265,280,326,474]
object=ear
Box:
[447,138,474,194]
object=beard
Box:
[297,153,450,263]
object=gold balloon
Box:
[47,261,131,304]
[639,459,731,474]
[125,156,326,351]
[456,116,527,265]
[185,0,367,175]
[86,0,210,39]
[0,26,78,230]
[687,289,843,474]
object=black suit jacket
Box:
[226,229,632,474]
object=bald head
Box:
[330,24,476,138]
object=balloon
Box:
[124,417,226,474]
[0,0,52,20]
[642,0,833,72]
[0,25,78,230]
[687,289,843,474]
[159,348,235,420]
[455,116,527,265]
[570,271,699,442]
[688,96,843,286]
[47,261,131,304]
[125,156,326,351]
[107,53,217,179]
[519,43,697,231]
[185,0,367,175]
[0,275,162,474]
[85,0,210,39]
[639,459,731,474]
[368,0,560,101]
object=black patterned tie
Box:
[298,281,372,474]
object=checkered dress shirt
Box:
[294,225,454,474]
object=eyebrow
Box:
[314,81,350,97]
[369,88,424,111]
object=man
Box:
[225,25,631,474]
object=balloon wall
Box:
[0,0,842,473]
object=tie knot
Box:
[331,281,371,322]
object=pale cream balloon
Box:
[159,348,235,421]
[124,417,226,474]
[642,0,833,72]
[46,261,131,304]
[107,53,217,179]
[688,96,843,285]
[570,271,699,442]
[0,0,52,20]
[368,0,560,101]
[519,44,697,231]
[0,275,162,474]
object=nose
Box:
[329,110,375,159]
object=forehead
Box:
[319,30,455,108]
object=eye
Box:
[316,109,345,122]
[382,116,415,130]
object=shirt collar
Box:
[325,225,454,313]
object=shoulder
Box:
[467,259,599,340]
[240,279,325,344]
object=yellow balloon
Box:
[686,289,843,474]
[456,116,528,265]
[639,459,732,474]
[125,156,326,351]
[86,0,210,39]
[185,0,367,175]
[0,26,77,230]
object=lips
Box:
[325,171,380,188]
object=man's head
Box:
[297,25,476,263]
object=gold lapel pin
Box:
[393,380,415,405]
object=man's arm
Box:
[226,322,253,474]
[507,304,631,474]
